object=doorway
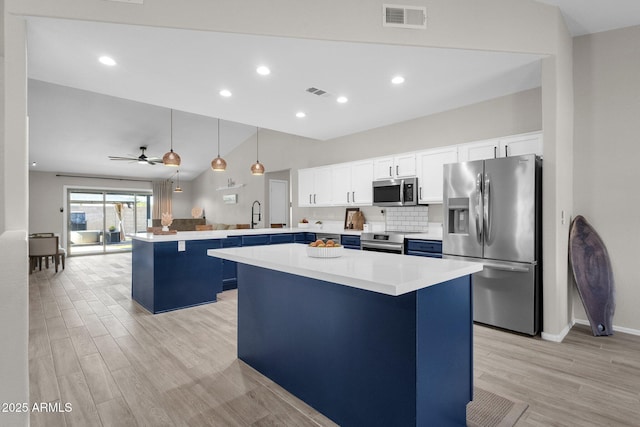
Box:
[265,170,291,228]
[67,189,152,255]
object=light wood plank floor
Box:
[28,253,640,426]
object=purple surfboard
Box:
[569,215,615,336]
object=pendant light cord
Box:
[170,110,174,150]
[256,127,259,161]
[217,119,221,156]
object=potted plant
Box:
[298,218,309,229]
[315,220,323,229]
[108,225,116,232]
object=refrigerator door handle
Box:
[483,262,531,273]
[484,174,492,245]
[475,173,483,244]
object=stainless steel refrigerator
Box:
[443,154,541,335]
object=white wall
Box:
[29,171,152,239]
[573,25,640,332]
[29,171,197,239]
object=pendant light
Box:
[174,170,183,193]
[163,109,181,167]
[250,127,265,176]
[211,118,227,172]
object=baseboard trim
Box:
[573,318,640,337]
[541,321,574,343]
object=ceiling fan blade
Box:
[108,156,137,161]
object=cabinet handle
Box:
[493,146,497,158]
[419,187,422,199]
[389,166,392,177]
[505,146,508,157]
[309,194,312,204]
[314,194,316,204]
[347,192,350,203]
[396,165,399,176]
[352,191,355,203]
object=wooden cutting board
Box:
[351,211,365,230]
[568,215,615,336]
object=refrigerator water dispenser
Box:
[447,198,469,234]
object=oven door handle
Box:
[361,242,403,252]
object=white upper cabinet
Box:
[298,166,332,207]
[373,154,416,180]
[416,147,458,204]
[301,161,373,207]
[330,163,352,205]
[298,132,540,208]
[298,168,315,207]
[330,160,373,206]
[498,132,543,158]
[457,131,543,162]
[457,139,499,162]
[349,160,373,205]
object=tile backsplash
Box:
[385,206,429,232]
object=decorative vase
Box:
[162,226,169,232]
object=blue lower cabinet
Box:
[270,233,294,244]
[341,234,361,250]
[132,239,223,314]
[241,234,270,247]
[405,239,443,258]
[222,237,242,290]
[294,232,316,243]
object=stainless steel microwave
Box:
[372,177,418,207]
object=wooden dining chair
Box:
[29,232,54,238]
[29,236,60,273]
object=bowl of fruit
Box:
[298,218,310,229]
[306,239,344,258]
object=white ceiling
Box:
[25,1,640,180]
[535,0,640,36]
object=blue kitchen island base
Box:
[237,264,473,427]
[132,239,223,314]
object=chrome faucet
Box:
[251,200,262,229]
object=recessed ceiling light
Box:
[391,75,405,85]
[337,96,348,104]
[98,56,117,66]
[31,162,37,167]
[256,66,271,76]
[219,89,232,97]
[296,112,306,118]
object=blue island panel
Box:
[132,239,223,313]
[237,264,472,427]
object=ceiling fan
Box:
[108,146,163,165]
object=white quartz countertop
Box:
[130,226,443,243]
[129,227,316,242]
[207,243,481,296]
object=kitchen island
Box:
[130,228,316,313]
[208,243,482,427]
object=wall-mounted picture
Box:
[223,194,237,204]
[344,208,360,230]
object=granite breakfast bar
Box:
[208,243,482,427]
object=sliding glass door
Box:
[67,190,152,256]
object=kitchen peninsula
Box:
[130,227,362,313]
[208,243,482,426]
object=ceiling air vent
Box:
[306,87,331,98]
[383,4,427,29]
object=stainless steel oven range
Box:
[360,232,408,254]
